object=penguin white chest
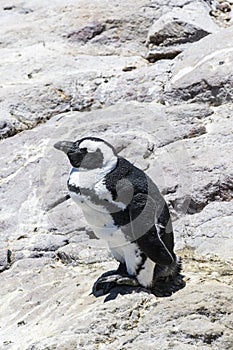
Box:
[68,167,126,241]
[69,190,118,240]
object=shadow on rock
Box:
[91,269,186,302]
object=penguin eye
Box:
[80,147,87,153]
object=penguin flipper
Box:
[126,193,175,266]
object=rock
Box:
[161,103,233,217]
[29,234,68,252]
[0,48,153,138]
[145,1,220,63]
[0,0,153,138]
[92,61,172,106]
[144,46,183,63]
[174,201,233,260]
[209,0,233,26]
[4,1,218,140]
[0,118,23,139]
[57,239,111,265]
[67,22,106,43]
[0,249,10,272]
[0,262,232,349]
[164,25,233,105]
[146,2,219,47]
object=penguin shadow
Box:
[91,269,186,302]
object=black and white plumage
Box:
[54,137,181,291]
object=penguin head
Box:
[54,137,117,171]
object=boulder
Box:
[145,1,219,61]
[147,2,219,47]
[165,26,233,104]
[174,201,233,260]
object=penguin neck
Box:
[69,157,118,190]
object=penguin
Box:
[54,136,181,293]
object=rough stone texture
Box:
[0,0,164,139]
[67,22,106,43]
[0,249,10,272]
[147,2,219,47]
[0,262,232,349]
[208,0,233,26]
[164,25,233,104]
[0,0,233,349]
[174,201,233,259]
[145,1,219,62]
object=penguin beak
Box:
[54,141,75,154]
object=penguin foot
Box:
[92,273,139,296]
[152,273,185,297]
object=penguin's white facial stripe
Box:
[78,139,116,167]
[79,139,99,153]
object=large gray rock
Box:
[165,25,233,104]
[147,2,218,47]
[145,1,219,62]
[0,259,232,349]
[0,50,151,138]
[174,201,233,260]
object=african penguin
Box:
[54,137,181,292]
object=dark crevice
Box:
[7,249,12,265]
[166,80,233,106]
[0,249,13,273]
[57,251,74,265]
[145,47,182,63]
[148,24,210,47]
[186,331,224,345]
[67,22,106,43]
[195,306,229,321]
[3,6,16,10]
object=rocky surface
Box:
[165,25,233,105]
[146,1,219,62]
[0,0,233,349]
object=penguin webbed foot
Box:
[152,272,186,297]
[92,273,139,297]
